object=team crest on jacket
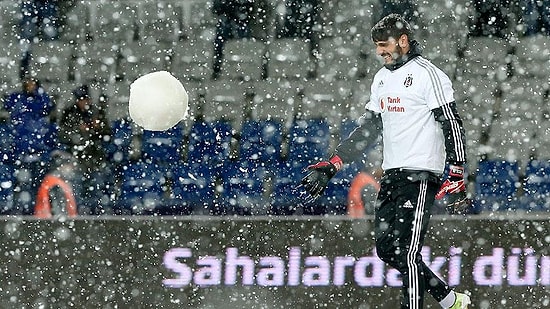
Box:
[404,74,413,87]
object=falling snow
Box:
[0,0,550,308]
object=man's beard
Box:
[388,45,404,64]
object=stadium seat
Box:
[512,34,550,79]
[187,120,217,165]
[239,119,283,163]
[219,160,267,215]
[269,160,306,215]
[421,13,465,77]
[221,38,267,81]
[474,159,520,212]
[317,36,361,80]
[105,118,134,169]
[59,1,92,42]
[456,36,513,81]
[212,119,234,170]
[73,41,117,85]
[116,160,167,215]
[170,38,214,82]
[141,123,184,175]
[138,1,181,43]
[267,38,313,80]
[320,0,374,38]
[300,79,348,119]
[116,40,171,83]
[90,1,139,43]
[200,80,249,130]
[28,41,74,83]
[0,40,25,86]
[248,79,296,121]
[175,0,216,39]
[522,160,550,211]
[0,162,15,215]
[168,162,214,215]
[0,1,19,44]
[287,117,331,162]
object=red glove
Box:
[436,165,466,199]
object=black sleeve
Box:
[432,101,467,165]
[333,110,382,164]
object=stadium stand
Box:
[2,0,550,215]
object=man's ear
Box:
[399,34,408,48]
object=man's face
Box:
[374,35,406,65]
[23,79,37,94]
[76,97,91,110]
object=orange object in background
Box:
[347,171,380,218]
[35,174,77,218]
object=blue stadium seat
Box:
[522,160,550,211]
[0,162,15,214]
[219,160,267,215]
[474,160,519,211]
[212,119,234,170]
[240,119,283,163]
[187,119,234,176]
[270,160,307,215]
[141,123,184,176]
[13,118,59,162]
[115,160,166,215]
[170,162,215,215]
[105,118,133,168]
[0,120,14,163]
[288,118,330,163]
[187,120,218,165]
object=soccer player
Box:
[301,14,471,309]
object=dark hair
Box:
[72,84,90,100]
[371,14,413,42]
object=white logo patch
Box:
[403,200,414,209]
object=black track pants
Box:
[374,169,451,309]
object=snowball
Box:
[129,71,189,131]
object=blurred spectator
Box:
[20,0,60,41]
[59,85,112,214]
[3,76,58,215]
[3,76,54,124]
[34,150,78,218]
[520,0,550,36]
[469,0,512,38]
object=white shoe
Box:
[450,292,471,309]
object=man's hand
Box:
[436,164,469,214]
[300,155,343,200]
